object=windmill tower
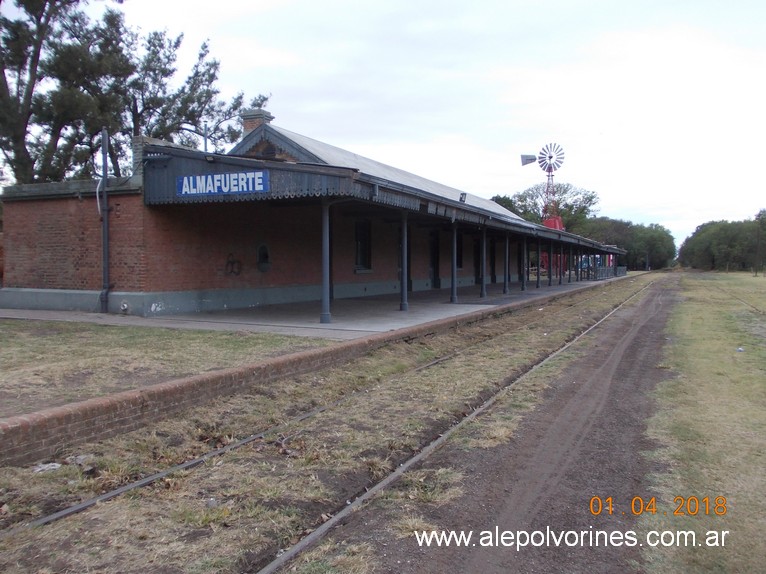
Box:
[537,143,565,231]
[522,143,566,278]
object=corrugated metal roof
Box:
[231,124,534,229]
[272,126,530,223]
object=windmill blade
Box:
[537,143,565,172]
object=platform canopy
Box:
[136,118,625,256]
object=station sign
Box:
[176,170,270,196]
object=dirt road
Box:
[309,274,679,573]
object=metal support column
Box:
[450,223,458,303]
[559,242,564,285]
[548,240,553,287]
[521,236,527,291]
[480,226,487,298]
[400,210,409,311]
[536,238,541,288]
[99,128,110,313]
[320,200,332,323]
[568,244,573,283]
[503,233,509,294]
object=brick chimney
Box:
[242,108,274,135]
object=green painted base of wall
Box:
[0,276,477,317]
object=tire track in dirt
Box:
[444,274,670,574]
[495,282,667,527]
[463,278,674,573]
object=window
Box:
[257,244,271,272]
[355,220,372,271]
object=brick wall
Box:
[330,216,480,287]
[3,197,104,289]
[142,201,324,291]
[1,194,148,291]
[2,196,330,293]
[110,196,147,290]
[0,339,375,466]
[332,214,401,284]
[2,192,491,297]
[409,226,431,282]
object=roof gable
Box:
[229,124,323,163]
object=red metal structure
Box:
[536,143,565,278]
[538,142,565,231]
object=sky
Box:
[85,0,766,245]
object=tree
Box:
[755,209,765,276]
[125,31,270,157]
[630,223,676,270]
[493,186,680,270]
[678,215,765,271]
[576,217,675,270]
[492,182,599,230]
[1,0,84,183]
[1,0,268,183]
[573,216,632,247]
[34,5,135,181]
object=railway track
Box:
[258,279,655,574]
[0,274,658,573]
[712,284,765,314]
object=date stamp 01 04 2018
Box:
[589,495,728,517]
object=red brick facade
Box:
[2,194,504,296]
[3,197,105,290]
[140,201,324,291]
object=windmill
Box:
[522,143,565,231]
[522,143,566,279]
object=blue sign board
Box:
[177,170,270,196]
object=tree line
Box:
[492,183,677,270]
[678,210,766,272]
[1,0,268,184]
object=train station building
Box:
[0,110,625,321]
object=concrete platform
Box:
[0,279,611,340]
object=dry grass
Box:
[0,274,659,573]
[288,541,375,574]
[392,513,439,538]
[396,468,465,505]
[0,321,332,417]
[640,272,766,573]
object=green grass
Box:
[640,272,765,573]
